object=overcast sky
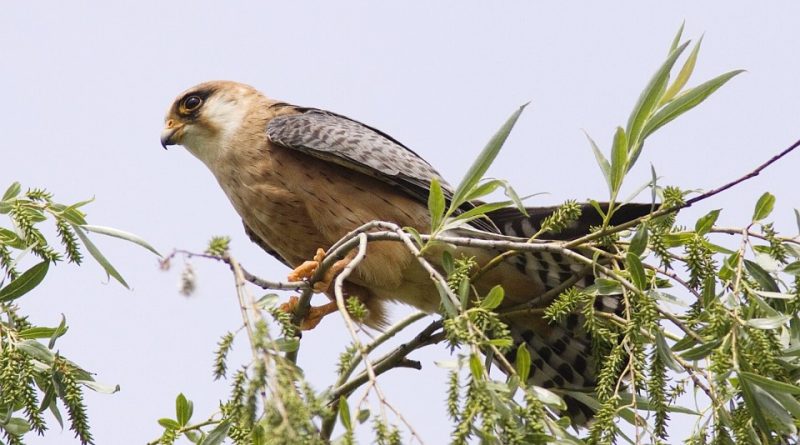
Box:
[3,2,799,444]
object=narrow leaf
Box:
[585,132,611,190]
[740,372,800,395]
[80,224,161,257]
[338,396,352,431]
[660,35,703,105]
[655,331,683,372]
[17,340,55,364]
[752,192,776,222]
[694,209,721,235]
[0,261,49,303]
[450,103,528,209]
[176,393,192,426]
[783,261,800,276]
[200,421,230,445]
[626,252,647,289]
[480,285,504,310]
[679,339,720,361]
[463,179,503,203]
[72,225,129,288]
[49,314,68,349]
[626,41,690,148]
[642,70,744,140]
[428,178,446,231]
[756,290,795,300]
[610,127,628,192]
[469,353,485,379]
[515,343,531,382]
[744,259,779,292]
[79,380,120,394]
[668,22,685,54]
[2,182,21,201]
[158,418,180,430]
[746,315,791,330]
[629,224,649,256]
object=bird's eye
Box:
[183,95,202,112]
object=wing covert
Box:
[267,109,451,205]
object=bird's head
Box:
[161,80,261,166]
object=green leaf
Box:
[626,41,690,151]
[589,278,623,295]
[0,261,49,303]
[4,418,31,435]
[80,224,161,257]
[79,380,120,394]
[531,386,565,409]
[660,35,702,105]
[158,418,180,430]
[427,178,446,231]
[0,228,25,248]
[356,409,370,424]
[200,421,230,445]
[441,251,454,275]
[626,252,646,289]
[20,325,69,341]
[469,353,485,379]
[49,314,68,349]
[17,339,55,364]
[752,192,776,222]
[655,331,683,372]
[755,290,795,300]
[2,182,21,201]
[783,261,800,276]
[746,315,791,330]
[176,393,193,426]
[694,209,720,236]
[668,22,685,54]
[274,337,300,352]
[515,343,531,382]
[457,277,470,309]
[435,281,458,316]
[338,396,352,431]
[661,232,694,247]
[480,285,504,310]
[586,132,611,190]
[72,225,129,288]
[450,103,528,209]
[403,226,423,248]
[740,372,800,395]
[609,127,628,194]
[448,200,515,228]
[463,179,503,202]
[679,339,721,361]
[744,259,779,292]
[643,70,744,141]
[749,383,795,435]
[629,224,649,256]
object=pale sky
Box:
[3,2,799,444]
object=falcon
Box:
[161,80,650,422]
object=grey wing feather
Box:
[268,109,452,205]
[267,108,499,233]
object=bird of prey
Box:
[161,81,650,422]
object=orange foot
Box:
[287,248,352,293]
[279,296,339,330]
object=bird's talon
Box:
[278,296,338,330]
[287,248,327,282]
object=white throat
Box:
[183,95,250,168]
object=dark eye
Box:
[183,95,202,112]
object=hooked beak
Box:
[160,119,183,149]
